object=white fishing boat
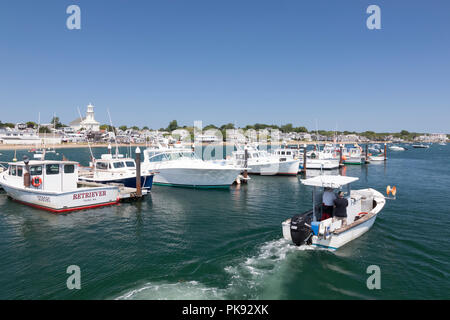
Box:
[0,157,119,213]
[78,153,154,190]
[341,146,365,165]
[438,141,446,146]
[304,147,340,170]
[282,175,389,251]
[231,145,300,175]
[142,145,243,188]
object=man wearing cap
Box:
[333,191,349,226]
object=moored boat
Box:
[142,145,244,187]
[231,145,300,175]
[368,154,387,161]
[412,144,429,148]
[78,153,154,190]
[389,145,407,151]
[0,157,119,213]
[281,175,387,251]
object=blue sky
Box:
[0,0,449,132]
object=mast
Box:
[77,106,94,161]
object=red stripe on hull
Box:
[13,199,119,214]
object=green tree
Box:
[119,125,128,132]
[400,130,410,136]
[204,124,218,131]
[26,121,37,128]
[39,126,51,133]
[220,123,235,130]
[167,120,178,132]
[50,116,64,128]
[280,123,293,133]
[100,124,114,131]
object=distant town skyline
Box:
[1,1,449,133]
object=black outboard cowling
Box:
[290,214,313,246]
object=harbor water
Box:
[0,145,449,299]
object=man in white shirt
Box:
[322,187,336,220]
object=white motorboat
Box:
[412,144,429,149]
[368,154,386,161]
[78,153,154,190]
[142,145,243,188]
[0,157,119,213]
[282,175,388,251]
[231,145,300,175]
[389,145,406,151]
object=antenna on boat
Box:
[77,106,95,161]
[107,108,120,158]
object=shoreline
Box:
[0,141,396,151]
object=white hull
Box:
[147,166,241,187]
[369,156,386,161]
[303,159,340,170]
[1,183,118,213]
[389,146,406,151]
[248,159,300,175]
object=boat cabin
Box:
[4,160,79,192]
[94,154,137,170]
[301,175,364,224]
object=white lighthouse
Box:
[69,103,100,132]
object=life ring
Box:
[31,176,42,187]
[358,212,368,216]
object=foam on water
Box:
[115,280,226,300]
[116,238,316,300]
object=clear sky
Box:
[1,0,449,132]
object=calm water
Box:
[0,145,449,299]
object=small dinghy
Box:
[282,175,391,251]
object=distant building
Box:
[70,103,100,132]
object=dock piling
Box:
[135,147,142,197]
[302,147,307,174]
[243,145,248,179]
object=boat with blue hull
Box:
[78,154,154,190]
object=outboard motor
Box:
[290,214,313,246]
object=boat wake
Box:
[115,238,317,300]
[115,280,225,300]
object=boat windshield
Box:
[125,161,135,168]
[148,151,198,162]
[113,161,125,169]
[30,165,43,176]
